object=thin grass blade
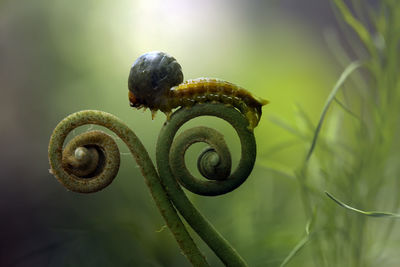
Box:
[279,236,309,267]
[334,97,361,121]
[306,61,362,162]
[325,191,400,218]
[279,209,317,267]
[333,0,376,57]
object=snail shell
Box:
[128,51,183,110]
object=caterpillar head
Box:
[128,51,183,110]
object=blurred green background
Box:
[1,0,399,266]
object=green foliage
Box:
[277,1,400,266]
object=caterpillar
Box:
[128,51,269,130]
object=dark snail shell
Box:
[128,51,184,109]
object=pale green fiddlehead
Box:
[48,110,209,266]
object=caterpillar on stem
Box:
[128,51,269,130]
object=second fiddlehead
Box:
[159,103,256,196]
[157,103,257,266]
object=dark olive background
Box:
[0,0,359,266]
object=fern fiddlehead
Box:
[48,110,209,266]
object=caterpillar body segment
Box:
[164,78,268,130]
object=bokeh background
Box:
[1,0,399,266]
